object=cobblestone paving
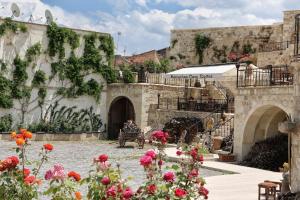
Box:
[0,140,224,192]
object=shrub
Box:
[123,68,135,83]
[0,114,12,132]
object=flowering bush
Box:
[0,129,51,200]
[0,129,209,199]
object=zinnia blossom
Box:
[174,188,187,198]
[43,143,53,151]
[75,191,82,200]
[16,138,25,146]
[24,175,36,185]
[44,169,53,180]
[107,185,116,197]
[122,187,133,199]
[176,150,182,156]
[23,168,30,178]
[140,155,152,167]
[145,150,156,159]
[68,171,81,182]
[199,186,209,198]
[10,131,17,139]
[163,172,175,182]
[98,154,108,163]
[101,177,111,185]
[147,184,156,194]
[23,131,32,139]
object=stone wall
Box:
[0,19,110,129]
[169,10,300,68]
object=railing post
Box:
[236,63,240,88]
[157,93,160,109]
[269,65,273,86]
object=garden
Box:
[0,129,210,200]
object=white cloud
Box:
[135,0,147,7]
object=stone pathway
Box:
[164,147,282,200]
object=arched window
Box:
[294,14,300,55]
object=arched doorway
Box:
[108,97,135,140]
[240,105,289,170]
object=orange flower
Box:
[68,171,81,182]
[75,191,82,200]
[20,128,27,135]
[43,143,53,151]
[11,131,17,139]
[16,138,25,146]
[23,131,32,139]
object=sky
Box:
[0,0,299,55]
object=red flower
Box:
[158,160,163,166]
[175,188,187,198]
[151,130,169,144]
[145,150,156,159]
[163,172,175,182]
[24,175,36,185]
[176,150,182,156]
[98,154,108,163]
[147,184,156,194]
[122,187,133,199]
[7,156,19,167]
[23,168,30,178]
[199,186,209,198]
[140,155,152,167]
[43,144,53,151]
[68,171,81,182]
[101,177,111,185]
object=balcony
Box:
[236,64,294,88]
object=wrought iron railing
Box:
[157,96,234,113]
[258,41,293,52]
[237,65,294,87]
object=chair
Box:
[258,182,277,200]
[264,180,282,194]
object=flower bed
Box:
[0,129,209,199]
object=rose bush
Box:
[0,129,209,199]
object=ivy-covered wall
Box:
[0,18,114,130]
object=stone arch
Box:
[108,96,135,140]
[241,105,289,158]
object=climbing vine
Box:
[99,34,114,66]
[0,17,27,37]
[46,22,80,59]
[195,33,211,64]
[26,43,42,63]
[0,74,13,109]
[32,70,47,87]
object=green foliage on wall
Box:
[26,43,42,63]
[99,35,114,65]
[195,33,211,64]
[46,22,80,59]
[0,75,13,109]
[83,34,102,71]
[0,114,12,132]
[11,56,29,99]
[212,45,228,63]
[0,18,27,37]
[0,60,7,71]
[242,42,256,54]
[32,70,47,87]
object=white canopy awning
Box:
[166,64,237,79]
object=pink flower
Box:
[107,185,116,197]
[98,161,111,171]
[188,169,199,178]
[147,184,156,194]
[44,169,53,180]
[140,155,152,167]
[145,150,156,159]
[98,154,108,163]
[52,164,65,180]
[163,172,175,182]
[151,130,169,144]
[101,177,111,185]
[122,187,133,199]
[175,188,187,198]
